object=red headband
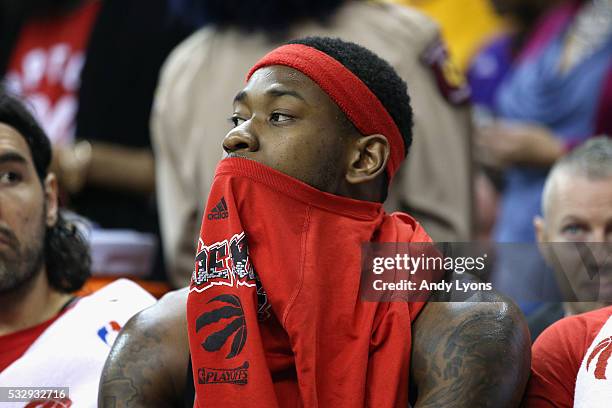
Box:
[246,44,405,181]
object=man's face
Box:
[0,123,56,293]
[223,66,354,193]
[540,173,612,243]
[535,172,612,306]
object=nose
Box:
[223,125,259,154]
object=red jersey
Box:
[4,1,101,144]
[525,305,612,407]
[0,313,62,372]
[187,158,431,407]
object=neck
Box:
[337,177,385,203]
[0,268,71,336]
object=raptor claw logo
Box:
[587,336,612,379]
[196,294,247,359]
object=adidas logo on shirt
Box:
[207,197,229,220]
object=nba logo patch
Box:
[97,321,122,345]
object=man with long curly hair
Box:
[0,93,155,406]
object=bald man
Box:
[525,137,612,407]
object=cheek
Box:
[549,244,592,291]
[269,127,343,179]
[304,123,345,164]
[1,190,46,243]
[553,233,576,242]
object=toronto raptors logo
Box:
[191,231,256,292]
[196,294,247,359]
[587,336,612,379]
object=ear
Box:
[345,134,389,185]
[44,173,58,227]
[534,215,554,267]
[534,216,546,244]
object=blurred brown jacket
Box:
[152,1,473,287]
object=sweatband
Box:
[246,43,405,180]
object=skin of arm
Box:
[411,287,531,408]
[86,142,155,193]
[99,288,190,408]
[54,141,155,195]
[99,283,530,407]
[476,123,564,169]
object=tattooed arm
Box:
[411,291,531,408]
[99,288,190,408]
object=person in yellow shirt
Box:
[389,0,504,70]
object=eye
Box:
[270,112,293,123]
[229,115,246,128]
[562,223,587,237]
[0,171,22,185]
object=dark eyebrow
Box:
[232,88,307,105]
[0,152,27,166]
[233,90,247,104]
[265,88,306,102]
[560,215,586,224]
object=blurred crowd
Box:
[0,0,610,325]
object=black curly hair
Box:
[288,36,414,156]
[0,92,90,293]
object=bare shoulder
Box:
[411,291,531,408]
[149,286,189,328]
[99,288,189,408]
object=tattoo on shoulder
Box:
[99,319,165,408]
[412,304,529,408]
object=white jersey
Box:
[575,312,612,408]
[0,279,156,407]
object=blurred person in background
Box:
[527,137,612,340]
[470,0,611,316]
[468,0,560,118]
[525,137,612,407]
[153,0,474,287]
[468,0,561,241]
[0,0,192,280]
[476,0,611,244]
[389,0,505,70]
[0,93,155,406]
